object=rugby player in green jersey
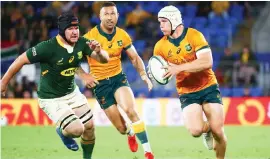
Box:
[1,12,109,159]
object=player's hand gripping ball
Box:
[147,56,172,85]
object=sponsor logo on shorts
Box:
[60,67,77,76]
[181,98,187,103]
[217,93,221,99]
[122,79,127,84]
[100,96,106,105]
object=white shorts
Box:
[38,87,88,123]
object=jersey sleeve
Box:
[81,37,93,56]
[26,41,52,63]
[122,30,132,51]
[191,30,211,56]
[153,41,162,56]
[83,30,93,40]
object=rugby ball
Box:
[148,55,171,85]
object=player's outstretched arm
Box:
[86,40,109,64]
[1,52,31,96]
[179,50,213,73]
[75,66,99,88]
[163,51,213,78]
[126,45,153,91]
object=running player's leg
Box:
[39,99,84,151]
[103,104,130,134]
[93,74,140,154]
[56,109,84,151]
[94,80,131,136]
[182,103,210,137]
[114,86,154,158]
[73,104,95,159]
[203,103,227,159]
[103,103,139,153]
[94,76,134,137]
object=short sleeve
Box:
[26,41,52,63]
[153,42,162,56]
[123,30,132,51]
[191,30,210,54]
[81,37,93,56]
[83,30,92,40]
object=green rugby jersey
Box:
[26,35,93,99]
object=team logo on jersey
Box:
[69,56,74,63]
[185,44,192,52]
[60,67,77,76]
[176,48,181,54]
[117,40,123,46]
[77,51,83,59]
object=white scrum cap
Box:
[158,5,183,31]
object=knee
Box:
[121,106,136,119]
[84,120,94,130]
[212,127,227,143]
[65,121,84,138]
[83,120,95,137]
[189,128,203,138]
[116,125,127,135]
[82,120,96,141]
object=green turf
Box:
[1,126,270,159]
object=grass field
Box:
[1,126,270,159]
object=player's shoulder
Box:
[155,36,168,48]
[78,36,90,43]
[186,27,203,36]
[90,25,99,33]
[36,37,56,48]
[84,26,99,38]
[115,26,129,36]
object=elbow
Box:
[100,50,110,64]
[100,55,109,64]
[205,60,213,69]
[18,54,30,65]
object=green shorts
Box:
[93,72,130,109]
[179,84,223,109]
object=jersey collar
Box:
[97,24,116,41]
[168,28,188,47]
[56,35,65,48]
[56,35,74,53]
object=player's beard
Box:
[66,35,78,45]
[65,38,76,45]
[105,21,115,31]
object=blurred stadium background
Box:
[1,1,270,159]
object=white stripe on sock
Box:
[142,143,152,152]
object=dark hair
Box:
[101,2,116,8]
